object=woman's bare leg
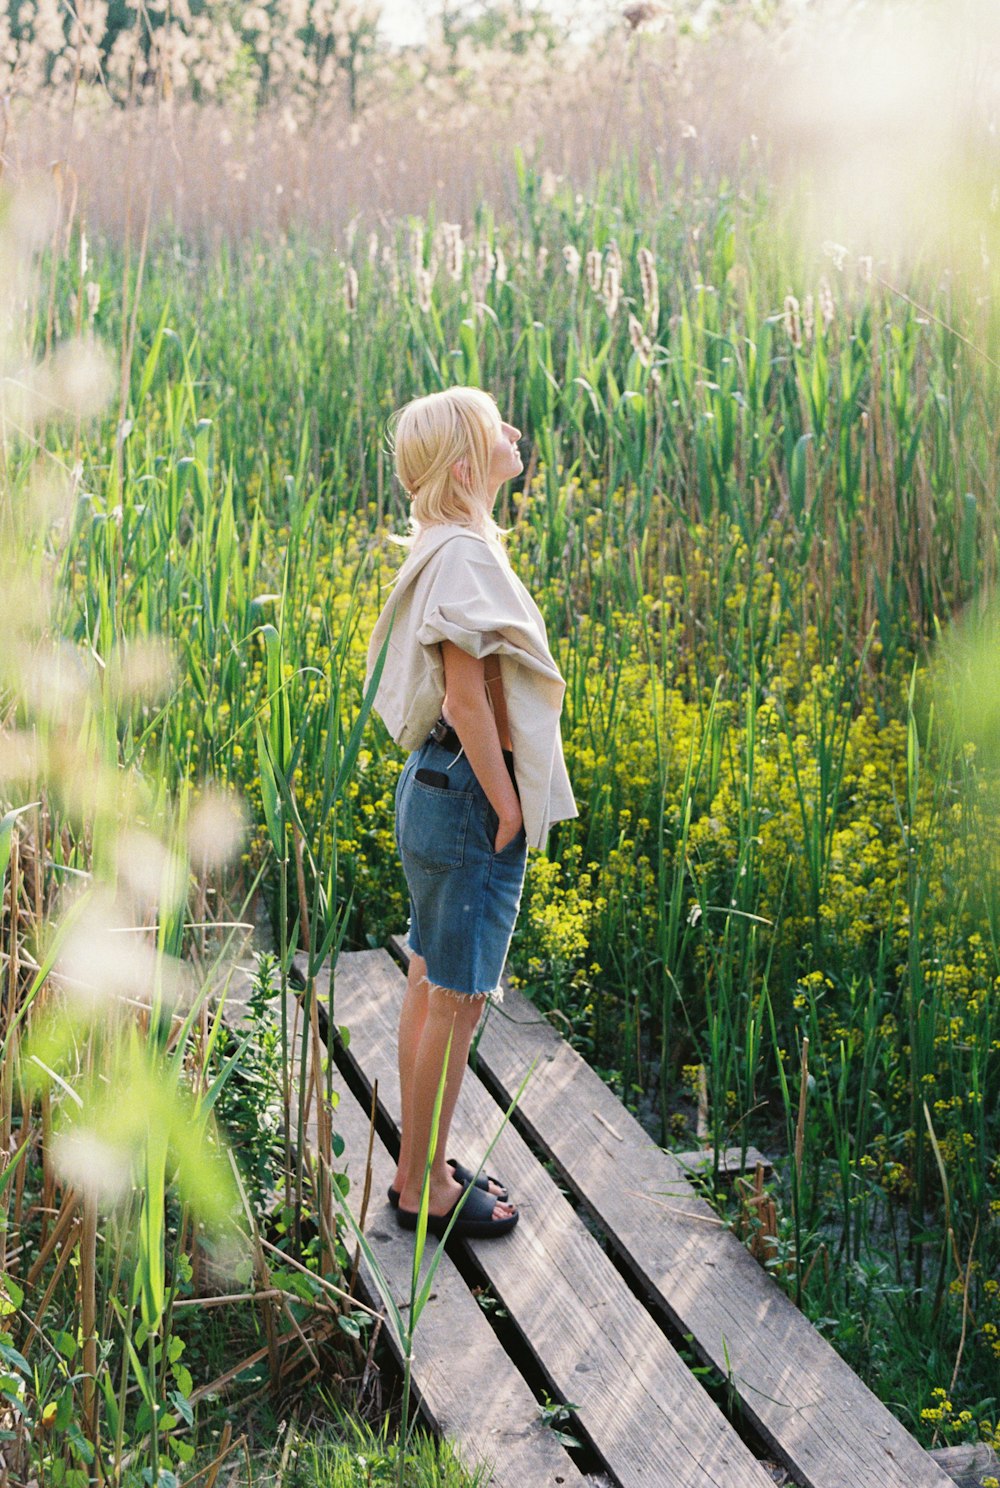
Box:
[395,978,515,1220]
[394,954,509,1209]
[394,952,430,1196]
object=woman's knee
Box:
[424,981,486,1028]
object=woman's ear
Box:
[452,456,471,488]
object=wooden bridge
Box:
[222,944,997,1488]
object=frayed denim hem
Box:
[416,972,504,1007]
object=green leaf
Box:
[66,1422,95,1464]
[136,301,171,405]
[552,1429,582,1449]
[136,1130,169,1333]
[0,1344,30,1375]
[255,720,283,857]
[0,804,39,888]
[99,1372,119,1437]
[53,1328,76,1359]
[0,1276,23,1313]
[332,620,392,803]
[170,1387,194,1426]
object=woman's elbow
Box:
[446,690,491,725]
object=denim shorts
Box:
[394,738,528,1001]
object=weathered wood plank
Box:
[332,950,780,1488]
[330,1075,587,1487]
[928,1444,1000,1488]
[444,964,955,1488]
[672,1146,773,1178]
[220,968,584,1488]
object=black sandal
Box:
[396,1179,519,1240]
[387,1159,509,1209]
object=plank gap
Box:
[334,949,785,1488]
[323,973,611,1483]
[467,1025,806,1481]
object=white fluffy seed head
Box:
[56,897,195,1016]
[52,1127,133,1209]
[563,244,581,279]
[187,789,246,871]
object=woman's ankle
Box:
[398,1167,462,1214]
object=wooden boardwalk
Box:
[222,949,996,1488]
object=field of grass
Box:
[3,64,1000,1486]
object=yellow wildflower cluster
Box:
[920,1388,975,1430]
[920,1390,1000,1464]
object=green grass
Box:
[280,1412,487,1488]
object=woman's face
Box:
[486,416,523,497]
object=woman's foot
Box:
[397,1169,516,1225]
[388,1158,508,1209]
[396,1177,519,1239]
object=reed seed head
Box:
[783,293,803,349]
[638,245,660,330]
[602,261,621,319]
[443,222,464,281]
[628,312,654,366]
[344,264,359,312]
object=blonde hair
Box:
[387,386,509,548]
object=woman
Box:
[365,386,577,1240]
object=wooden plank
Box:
[928,1444,1000,1488]
[330,1075,587,1487]
[332,950,780,1488]
[436,964,955,1488]
[220,968,584,1488]
[673,1146,773,1178]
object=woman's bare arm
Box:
[441,640,522,850]
[483,653,512,750]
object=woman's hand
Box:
[494,805,523,854]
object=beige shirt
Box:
[365,524,578,850]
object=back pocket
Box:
[399,778,475,874]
